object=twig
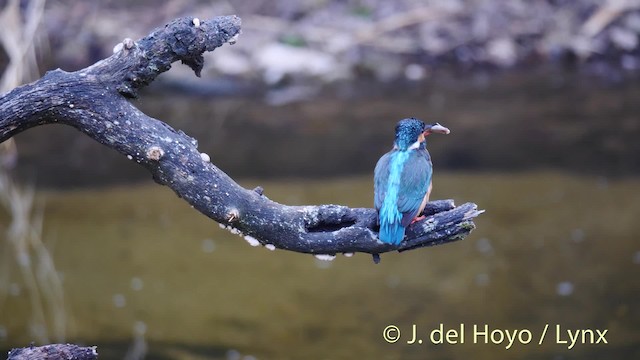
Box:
[581,0,640,37]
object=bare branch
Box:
[8,344,97,360]
[0,15,482,260]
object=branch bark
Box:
[0,15,482,261]
[7,344,97,360]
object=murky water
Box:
[2,65,640,358]
[1,172,639,359]
[12,68,640,187]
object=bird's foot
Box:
[411,215,426,224]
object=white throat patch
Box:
[408,140,421,150]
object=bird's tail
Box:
[378,214,406,246]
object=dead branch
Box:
[0,15,481,261]
[7,344,97,360]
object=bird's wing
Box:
[374,151,392,212]
[398,150,432,227]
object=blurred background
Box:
[1,0,639,359]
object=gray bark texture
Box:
[7,344,97,360]
[0,15,482,261]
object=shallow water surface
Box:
[1,172,639,359]
[13,69,640,187]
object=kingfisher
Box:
[374,118,450,245]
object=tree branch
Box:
[0,15,482,260]
[7,344,97,360]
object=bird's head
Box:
[394,118,450,150]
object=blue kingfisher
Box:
[374,118,450,245]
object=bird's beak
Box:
[426,123,450,135]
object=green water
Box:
[1,172,639,359]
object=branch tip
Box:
[464,208,485,220]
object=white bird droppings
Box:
[200,152,211,162]
[113,42,124,53]
[127,155,133,160]
[193,17,201,27]
[244,236,260,247]
[265,244,276,251]
[314,254,336,261]
[219,223,245,237]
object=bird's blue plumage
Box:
[374,119,433,245]
[375,151,410,245]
